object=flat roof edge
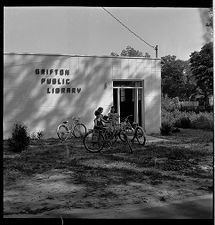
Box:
[4,52,161,60]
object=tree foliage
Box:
[144,52,151,58]
[120,46,143,57]
[111,44,213,107]
[189,42,213,107]
[110,45,150,57]
[161,55,196,100]
[110,52,119,56]
[206,8,213,33]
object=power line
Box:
[101,7,156,50]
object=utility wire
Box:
[102,7,156,50]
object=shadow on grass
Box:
[4,133,213,187]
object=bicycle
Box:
[120,115,146,146]
[56,116,87,141]
[83,124,133,153]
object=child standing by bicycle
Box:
[108,106,119,130]
[92,107,110,143]
[93,107,109,129]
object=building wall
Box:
[4,53,161,139]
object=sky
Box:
[4,7,211,60]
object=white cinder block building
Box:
[4,53,161,139]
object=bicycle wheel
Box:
[111,133,118,145]
[57,124,70,141]
[103,129,115,148]
[118,129,127,142]
[83,129,104,153]
[135,127,146,146]
[73,123,87,138]
[119,126,134,142]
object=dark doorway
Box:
[113,88,118,113]
[138,88,142,126]
[120,89,134,123]
[113,80,144,127]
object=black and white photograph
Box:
[3,5,214,220]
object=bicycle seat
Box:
[63,121,68,124]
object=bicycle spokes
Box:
[135,127,146,146]
[73,124,87,138]
[83,130,104,153]
[57,125,70,141]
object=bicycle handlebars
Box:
[122,115,133,122]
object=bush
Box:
[175,117,191,128]
[162,95,180,112]
[8,122,30,153]
[191,114,214,131]
[162,103,213,131]
[161,108,176,124]
[160,121,173,135]
[30,132,37,140]
[180,105,213,113]
[37,130,44,140]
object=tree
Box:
[120,46,143,57]
[161,55,195,100]
[110,45,150,57]
[110,52,119,56]
[144,52,151,58]
[189,42,213,108]
[206,8,213,34]
[180,65,197,101]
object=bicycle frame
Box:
[120,115,146,145]
[83,123,133,153]
[63,116,81,130]
[101,124,129,147]
[57,116,87,140]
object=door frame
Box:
[112,79,145,129]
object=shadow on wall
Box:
[4,54,161,138]
[4,54,119,138]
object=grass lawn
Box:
[3,128,214,218]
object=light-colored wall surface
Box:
[4,54,161,139]
[112,58,161,134]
